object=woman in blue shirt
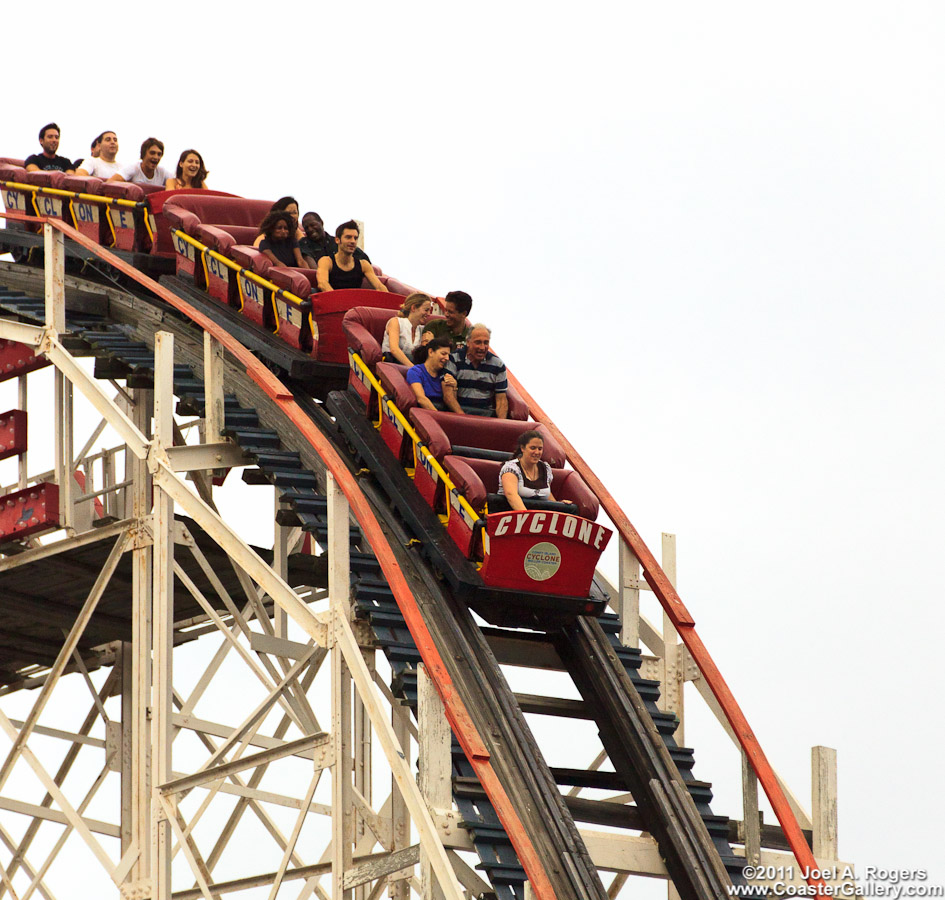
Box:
[406,338,455,411]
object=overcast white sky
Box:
[3,0,944,895]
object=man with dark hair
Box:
[315,220,388,292]
[424,290,473,348]
[73,134,103,172]
[109,138,169,186]
[300,212,370,264]
[25,123,74,173]
[77,131,121,179]
[443,324,509,418]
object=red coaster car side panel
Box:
[480,509,612,598]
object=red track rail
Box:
[0,214,559,900]
[506,370,826,893]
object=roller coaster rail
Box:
[0,211,855,900]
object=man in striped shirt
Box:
[443,324,509,418]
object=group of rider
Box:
[21,124,552,511]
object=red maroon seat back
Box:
[268,266,317,298]
[313,292,402,365]
[377,274,419,296]
[0,158,26,168]
[442,456,599,520]
[60,176,105,241]
[145,189,240,256]
[376,362,414,411]
[23,171,65,189]
[410,409,566,468]
[61,175,104,194]
[163,195,273,235]
[342,306,404,369]
[195,224,260,258]
[100,182,145,202]
[0,166,27,189]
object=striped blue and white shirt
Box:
[446,348,508,416]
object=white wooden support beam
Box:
[0,708,118,883]
[203,332,225,442]
[332,617,465,900]
[390,702,411,900]
[0,795,120,838]
[419,665,450,900]
[617,540,640,648]
[0,319,43,347]
[659,533,683,743]
[43,338,149,459]
[0,531,129,794]
[129,389,152,885]
[161,733,330,796]
[812,746,838,860]
[330,473,355,900]
[164,442,245,472]
[44,223,65,335]
[151,332,175,900]
[54,372,74,532]
[274,495,290,640]
[741,750,761,866]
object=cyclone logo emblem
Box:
[524,542,561,581]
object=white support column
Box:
[203,332,225,443]
[129,389,152,886]
[274,495,290,640]
[741,750,761,867]
[44,223,65,334]
[812,746,838,860]
[659,533,683,744]
[418,666,450,900]
[329,474,354,900]
[617,540,640,648]
[54,374,74,533]
[151,333,175,900]
[353,648,374,900]
[45,227,71,530]
[389,701,411,900]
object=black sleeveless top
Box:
[327,253,364,290]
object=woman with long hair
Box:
[253,196,306,250]
[255,210,308,269]
[498,430,557,511]
[406,337,455,411]
[165,149,209,190]
[382,292,433,366]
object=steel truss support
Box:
[0,243,843,900]
[0,315,472,900]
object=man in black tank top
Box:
[315,219,389,293]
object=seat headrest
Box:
[268,266,316,299]
[376,362,415,412]
[230,244,272,277]
[163,195,274,231]
[62,175,104,194]
[100,181,145,201]
[0,165,27,182]
[409,410,566,468]
[23,171,65,189]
